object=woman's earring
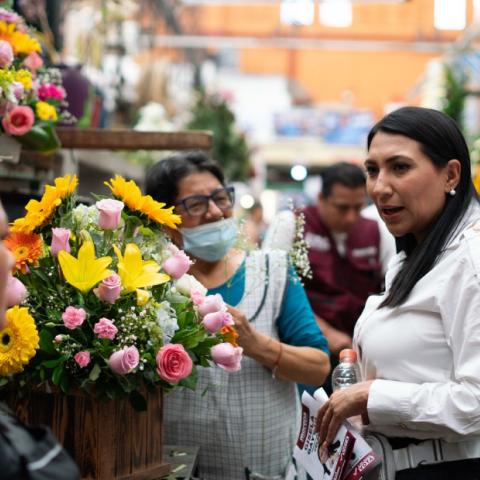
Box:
[449,188,456,196]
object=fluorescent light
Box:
[434,0,466,31]
[281,0,314,26]
[319,0,353,28]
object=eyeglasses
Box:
[175,186,235,216]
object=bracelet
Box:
[271,341,283,380]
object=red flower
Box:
[2,106,34,136]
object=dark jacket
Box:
[303,205,382,335]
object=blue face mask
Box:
[180,218,238,262]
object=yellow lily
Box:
[113,244,170,293]
[58,241,113,294]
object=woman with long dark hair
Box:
[316,107,480,479]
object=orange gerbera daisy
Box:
[4,232,43,273]
[220,325,239,347]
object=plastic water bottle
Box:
[331,348,361,391]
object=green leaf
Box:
[59,369,70,393]
[89,363,101,381]
[179,368,198,391]
[39,330,56,355]
[42,356,67,369]
[129,390,147,411]
[52,365,63,385]
[0,378,8,387]
[31,268,50,284]
[172,328,206,349]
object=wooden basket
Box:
[6,388,170,479]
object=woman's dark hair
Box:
[145,151,225,205]
[367,106,479,308]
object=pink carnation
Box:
[38,84,66,101]
[62,306,87,330]
[109,346,139,375]
[156,343,193,384]
[2,105,34,136]
[74,351,91,368]
[93,317,118,340]
[211,343,243,373]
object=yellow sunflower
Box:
[4,232,43,273]
[0,306,39,377]
[105,175,181,229]
[0,21,41,56]
[11,174,78,233]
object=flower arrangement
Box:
[1,174,242,407]
[0,6,72,153]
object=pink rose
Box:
[93,317,118,340]
[50,227,71,256]
[202,311,233,333]
[0,40,13,68]
[198,294,226,317]
[96,199,124,230]
[156,343,193,384]
[211,343,243,373]
[94,273,121,304]
[109,346,139,375]
[62,306,87,330]
[54,335,63,343]
[190,289,205,306]
[74,351,91,368]
[163,250,192,279]
[5,275,27,306]
[2,105,34,136]
[23,52,43,73]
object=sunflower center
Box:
[0,328,13,352]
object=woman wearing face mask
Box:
[316,107,480,480]
[146,151,330,480]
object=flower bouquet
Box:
[0,6,72,154]
[1,174,242,408]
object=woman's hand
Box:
[316,381,373,448]
[226,305,257,353]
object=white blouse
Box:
[354,204,480,452]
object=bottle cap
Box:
[339,348,357,362]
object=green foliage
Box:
[187,91,251,181]
[442,63,468,128]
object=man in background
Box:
[302,162,392,392]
